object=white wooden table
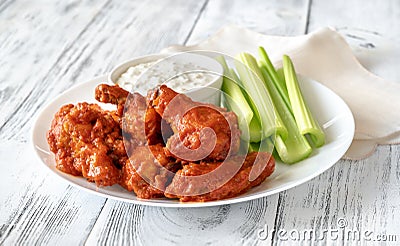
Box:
[1,0,399,245]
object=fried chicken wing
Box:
[48,83,275,202]
[95,84,129,116]
[164,152,275,202]
[47,102,125,186]
[120,144,181,199]
[95,84,164,146]
[148,85,241,161]
[124,93,165,146]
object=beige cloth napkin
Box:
[162,25,400,160]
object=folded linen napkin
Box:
[162,25,400,160]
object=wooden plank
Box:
[186,0,311,45]
[0,0,110,140]
[272,0,400,244]
[84,200,145,245]
[9,0,398,245]
[0,0,205,142]
[185,1,310,245]
[84,0,310,245]
[86,197,279,245]
[0,142,107,245]
[0,1,112,244]
[0,0,210,244]
[307,0,400,40]
[272,147,400,244]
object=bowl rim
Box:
[108,53,168,85]
[108,51,224,88]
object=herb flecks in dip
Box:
[116,60,217,94]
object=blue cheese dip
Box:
[116,60,218,94]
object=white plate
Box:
[32,75,354,208]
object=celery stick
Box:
[249,138,274,153]
[249,142,259,153]
[217,57,253,129]
[276,68,287,95]
[229,68,263,142]
[216,56,261,142]
[258,47,291,111]
[248,116,263,142]
[260,66,312,164]
[235,53,287,140]
[274,135,312,164]
[282,55,325,147]
[229,68,240,82]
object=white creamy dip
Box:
[116,60,217,94]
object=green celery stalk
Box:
[249,138,274,153]
[276,67,287,94]
[249,142,258,152]
[229,68,263,142]
[274,135,312,164]
[258,47,291,111]
[282,55,325,147]
[216,56,260,142]
[248,114,263,142]
[235,53,287,140]
[259,65,312,163]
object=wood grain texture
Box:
[186,0,310,45]
[1,0,399,245]
[307,0,400,41]
[271,146,400,245]
[0,142,106,245]
[0,0,205,142]
[86,197,278,245]
[0,0,110,141]
[85,1,310,245]
[0,0,210,244]
[272,0,400,245]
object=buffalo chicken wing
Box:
[148,85,241,161]
[47,102,125,186]
[47,83,275,202]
